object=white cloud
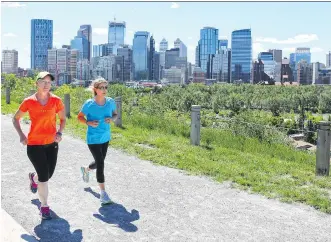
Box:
[171,2,180,9]
[188,37,192,40]
[2,2,26,8]
[3,33,17,37]
[54,32,60,36]
[256,34,318,44]
[93,28,107,35]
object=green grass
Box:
[2,97,331,214]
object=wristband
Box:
[56,132,62,136]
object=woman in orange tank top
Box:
[13,71,66,220]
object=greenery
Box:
[1,73,331,214]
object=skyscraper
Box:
[174,38,187,58]
[268,49,282,63]
[148,35,155,80]
[108,20,126,46]
[78,25,92,61]
[2,50,18,74]
[258,52,273,61]
[71,35,88,61]
[159,38,168,69]
[326,51,331,68]
[295,47,311,64]
[199,27,219,74]
[31,19,53,70]
[165,48,180,69]
[117,45,133,81]
[133,31,149,80]
[231,29,252,83]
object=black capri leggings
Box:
[87,141,109,183]
[27,142,59,182]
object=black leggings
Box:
[27,142,59,182]
[88,141,109,183]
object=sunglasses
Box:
[96,86,108,90]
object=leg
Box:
[87,144,105,184]
[45,142,59,180]
[27,145,49,206]
[99,141,109,191]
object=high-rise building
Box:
[77,59,90,80]
[295,47,311,64]
[133,31,149,80]
[93,43,114,57]
[117,45,133,81]
[174,38,187,58]
[31,19,53,70]
[219,39,228,50]
[69,49,79,81]
[2,50,18,74]
[231,29,252,83]
[251,59,264,84]
[159,38,168,52]
[163,66,185,84]
[195,45,200,67]
[148,35,155,80]
[71,35,89,61]
[268,49,282,63]
[153,52,160,81]
[199,27,219,74]
[326,51,331,68]
[193,67,206,83]
[165,48,180,69]
[47,48,71,84]
[297,60,312,85]
[78,25,92,61]
[108,20,126,47]
[281,58,294,83]
[258,52,273,61]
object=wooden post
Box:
[115,96,122,127]
[6,87,10,104]
[64,94,70,118]
[316,121,331,176]
[190,105,201,146]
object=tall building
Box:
[193,66,206,83]
[268,49,282,63]
[165,48,180,69]
[31,19,53,70]
[219,39,228,50]
[295,47,311,64]
[133,31,149,80]
[71,35,88,61]
[78,25,92,61]
[195,45,200,67]
[77,59,90,80]
[93,43,114,57]
[47,48,71,84]
[159,38,168,52]
[281,58,294,83]
[199,27,219,74]
[117,45,133,81]
[174,38,187,58]
[251,59,264,84]
[153,52,160,81]
[148,35,155,80]
[258,52,273,61]
[2,50,18,74]
[108,20,126,47]
[69,49,79,81]
[297,60,312,85]
[231,29,252,83]
[326,51,331,68]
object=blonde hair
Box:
[89,78,108,96]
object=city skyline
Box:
[1,1,330,68]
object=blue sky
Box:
[1,1,330,68]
